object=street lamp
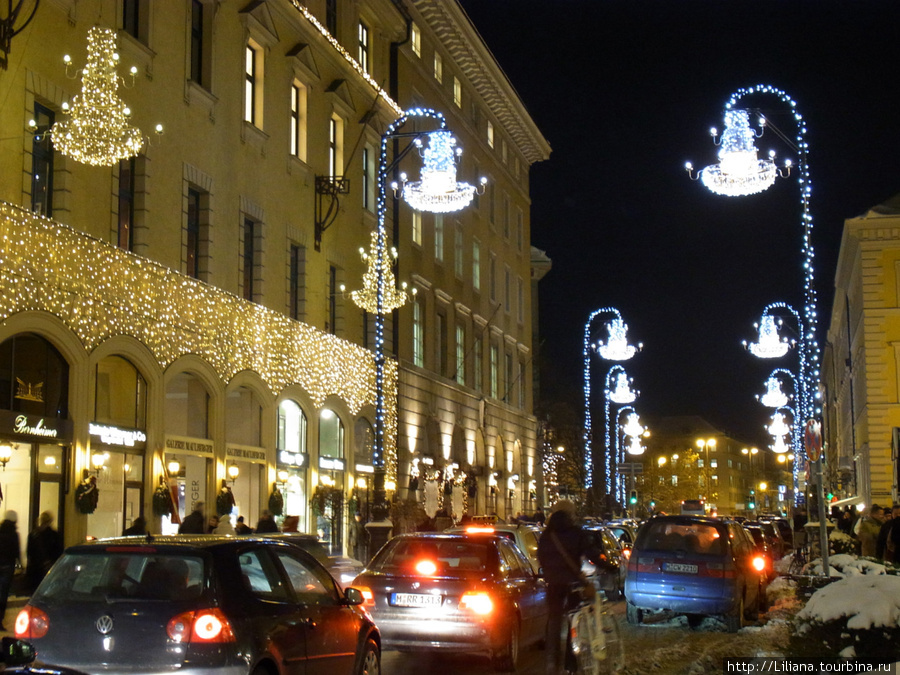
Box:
[696,438,716,503]
[351,108,482,533]
[742,447,758,513]
[583,307,642,503]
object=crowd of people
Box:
[837,502,900,561]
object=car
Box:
[351,531,547,671]
[583,525,627,600]
[15,535,380,675]
[759,517,794,551]
[624,515,767,632]
[604,521,638,556]
[258,532,365,588]
[744,520,786,560]
[444,522,542,574]
[742,524,777,585]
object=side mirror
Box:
[1,637,37,667]
[343,586,364,606]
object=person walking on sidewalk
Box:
[25,511,63,594]
[0,511,21,631]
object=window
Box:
[325,0,337,35]
[504,266,511,312]
[454,226,464,278]
[501,139,508,164]
[453,76,462,107]
[412,296,424,367]
[505,352,513,402]
[490,344,499,398]
[31,103,54,216]
[244,41,262,127]
[474,337,483,392]
[486,121,495,148]
[189,0,211,88]
[122,0,148,44]
[503,194,510,238]
[186,188,202,279]
[242,217,257,301]
[288,243,305,320]
[517,276,524,322]
[328,115,344,178]
[412,210,422,246]
[488,182,495,228]
[327,264,339,335]
[433,52,443,82]
[363,144,375,212]
[357,21,370,74]
[711,459,718,468]
[472,240,481,291]
[436,311,448,377]
[410,22,421,57]
[290,81,307,161]
[455,324,465,386]
[434,214,444,262]
[117,158,135,250]
[516,208,524,252]
[489,254,496,302]
[517,361,525,408]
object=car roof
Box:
[64,534,314,554]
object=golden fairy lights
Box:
[0,202,398,474]
[50,27,143,167]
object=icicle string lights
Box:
[50,26,143,166]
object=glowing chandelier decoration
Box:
[685,109,790,197]
[350,230,412,314]
[767,410,791,438]
[50,27,144,167]
[626,436,645,456]
[770,435,790,455]
[622,411,646,440]
[758,372,792,409]
[394,130,484,213]
[609,369,637,405]
[595,317,642,361]
[744,314,794,359]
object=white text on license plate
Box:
[392,593,442,607]
[665,563,698,574]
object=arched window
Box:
[319,409,344,459]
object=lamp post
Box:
[351,108,481,550]
[742,447,758,515]
[583,307,641,507]
[695,437,716,505]
[604,364,638,510]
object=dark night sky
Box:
[457,0,900,446]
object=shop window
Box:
[165,372,210,439]
[95,355,146,429]
[30,103,55,217]
[319,409,344,459]
[225,386,262,446]
[0,333,69,418]
[278,400,307,455]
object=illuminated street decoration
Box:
[595,317,640,361]
[50,27,143,166]
[350,231,409,314]
[746,314,793,359]
[626,436,645,456]
[395,130,482,213]
[759,373,790,409]
[770,435,790,454]
[609,370,637,405]
[622,411,646,440]
[767,410,791,438]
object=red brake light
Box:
[465,526,495,534]
[415,559,438,576]
[751,556,766,572]
[622,548,631,560]
[15,605,49,639]
[167,609,235,643]
[459,591,494,615]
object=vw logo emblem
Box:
[95,615,114,635]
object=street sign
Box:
[617,462,643,474]
[804,419,823,462]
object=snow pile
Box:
[807,553,887,577]
[797,575,900,631]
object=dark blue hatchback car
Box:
[624,515,766,631]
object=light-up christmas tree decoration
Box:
[395,129,483,213]
[746,314,793,359]
[50,27,143,166]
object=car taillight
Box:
[167,609,235,643]
[459,591,493,615]
[622,548,631,561]
[15,605,49,639]
[414,559,438,576]
[356,586,376,606]
[751,556,766,572]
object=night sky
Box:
[457,0,900,446]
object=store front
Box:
[0,333,72,537]
[277,399,309,531]
[316,408,345,554]
[223,386,264,529]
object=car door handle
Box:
[288,618,316,628]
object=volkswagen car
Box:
[15,535,380,675]
[351,531,547,671]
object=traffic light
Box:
[748,496,756,510]
[629,490,638,505]
[649,500,656,510]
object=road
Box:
[382,594,795,675]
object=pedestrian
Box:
[213,514,236,535]
[255,510,279,533]
[25,511,63,594]
[536,500,603,675]
[433,508,453,532]
[348,512,367,562]
[877,504,900,561]
[0,510,21,631]
[533,508,546,526]
[234,516,253,535]
[123,516,147,536]
[857,505,884,558]
[282,515,300,533]
[178,501,206,534]
[206,515,219,533]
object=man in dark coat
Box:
[178,501,206,534]
[26,511,63,593]
[0,510,21,630]
[254,510,279,533]
[123,516,147,536]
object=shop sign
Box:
[279,450,307,468]
[355,463,374,474]
[89,423,147,448]
[0,410,72,441]
[319,456,345,471]
[165,435,214,456]
[226,444,267,463]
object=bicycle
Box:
[788,543,809,575]
[565,578,625,675]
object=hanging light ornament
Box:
[770,435,790,454]
[51,26,143,166]
[395,130,484,213]
[759,375,789,408]
[767,410,792,438]
[595,317,641,361]
[609,370,637,404]
[626,436,645,456]
[745,314,793,359]
[350,230,410,314]
[622,411,645,439]
[685,110,789,197]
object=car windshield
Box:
[638,521,727,555]
[36,550,205,602]
[372,538,491,573]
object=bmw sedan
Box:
[15,535,380,675]
[351,531,547,671]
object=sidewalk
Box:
[2,594,28,634]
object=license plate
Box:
[391,593,442,607]
[664,562,698,574]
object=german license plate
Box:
[392,593,442,607]
[664,562,698,574]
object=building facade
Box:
[0,0,549,553]
[824,194,900,509]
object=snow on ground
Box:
[796,574,900,630]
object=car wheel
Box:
[358,639,380,675]
[758,581,769,612]
[625,603,642,625]
[606,586,624,601]
[724,594,745,633]
[491,618,520,672]
[686,614,704,629]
